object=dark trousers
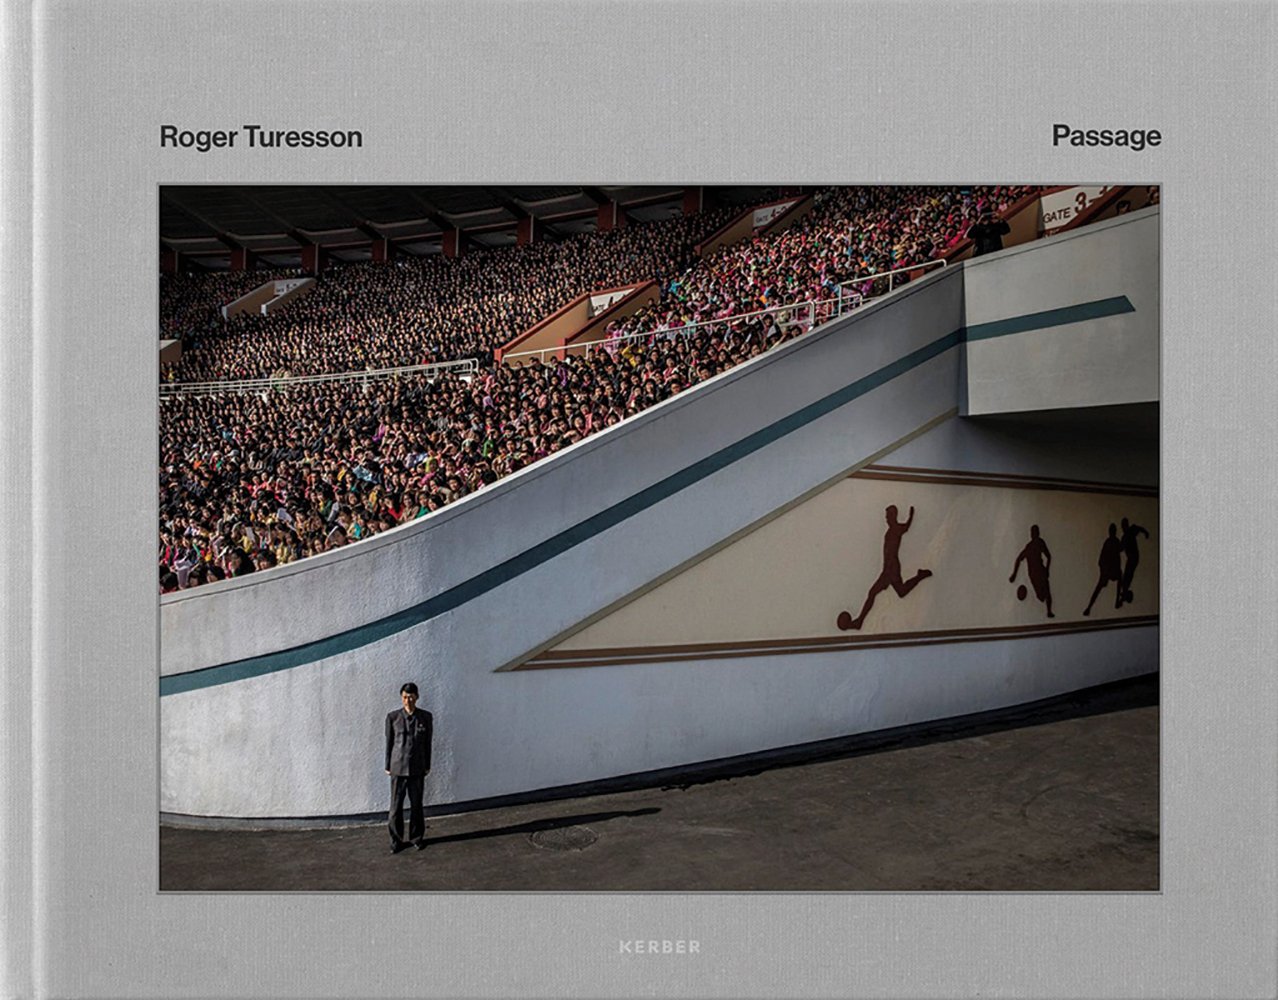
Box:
[389,774,426,847]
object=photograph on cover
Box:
[157,183,1159,891]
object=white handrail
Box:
[501,294,855,365]
[502,257,947,366]
[837,258,946,300]
[159,358,479,397]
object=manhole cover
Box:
[529,826,598,851]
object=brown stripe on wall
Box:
[853,464,1158,497]
[867,463,1156,490]
[516,615,1158,670]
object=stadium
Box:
[157,184,1159,889]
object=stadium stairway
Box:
[160,208,1158,821]
[220,276,315,319]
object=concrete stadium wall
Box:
[495,294,593,360]
[219,277,315,320]
[159,339,181,365]
[497,282,659,362]
[963,207,1159,415]
[889,403,1158,486]
[160,225,1159,820]
[758,195,812,235]
[221,281,276,319]
[561,281,659,352]
[262,277,314,316]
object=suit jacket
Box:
[386,708,433,776]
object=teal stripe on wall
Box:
[161,295,1133,696]
[965,296,1134,341]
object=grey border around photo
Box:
[7,1,1277,997]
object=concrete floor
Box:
[160,676,1158,891]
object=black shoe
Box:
[415,840,428,850]
[391,842,408,855]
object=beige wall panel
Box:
[553,469,1158,653]
[501,297,592,359]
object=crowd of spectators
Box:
[595,185,1037,347]
[159,268,299,342]
[161,204,743,383]
[159,185,1040,591]
[159,316,809,591]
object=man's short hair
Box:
[400,682,419,696]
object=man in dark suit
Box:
[385,682,433,854]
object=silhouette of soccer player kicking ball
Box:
[1083,522,1124,616]
[837,504,932,631]
[1010,524,1054,618]
[1117,517,1150,607]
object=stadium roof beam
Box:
[486,187,530,221]
[486,187,565,240]
[314,187,386,242]
[582,186,652,227]
[402,189,460,236]
[159,190,247,253]
[233,191,315,247]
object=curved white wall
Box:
[161,266,965,676]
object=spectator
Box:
[964,210,1012,257]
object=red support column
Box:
[370,238,390,262]
[682,187,703,215]
[442,229,464,258]
[229,248,252,271]
[516,217,536,245]
[596,202,618,232]
[161,249,178,274]
[300,245,325,275]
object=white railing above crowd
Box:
[502,295,851,365]
[836,259,947,303]
[503,260,946,366]
[159,358,479,397]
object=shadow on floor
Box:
[424,807,659,846]
[657,673,1159,792]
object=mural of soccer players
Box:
[1010,524,1054,618]
[1083,522,1124,616]
[1117,517,1150,607]
[837,504,932,631]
